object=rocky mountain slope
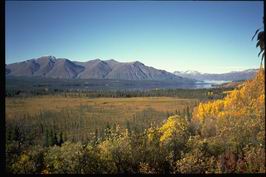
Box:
[6,56,192,83]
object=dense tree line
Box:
[6,87,232,101]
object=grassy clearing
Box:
[6,96,197,120]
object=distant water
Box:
[193,80,230,89]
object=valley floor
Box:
[6,96,197,120]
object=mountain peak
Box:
[107,59,117,62]
[36,55,56,62]
[133,61,144,65]
[48,55,56,60]
[134,61,142,64]
[125,61,143,65]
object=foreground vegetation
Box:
[5,69,265,174]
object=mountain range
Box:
[174,69,258,81]
[6,56,258,83]
[6,56,192,83]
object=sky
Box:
[5,1,264,73]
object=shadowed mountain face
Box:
[6,56,193,82]
[74,59,112,79]
[174,69,258,81]
[33,56,56,76]
[44,59,85,79]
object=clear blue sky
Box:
[5,1,264,73]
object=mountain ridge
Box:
[6,56,192,83]
[174,69,258,81]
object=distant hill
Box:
[173,69,258,81]
[6,56,193,83]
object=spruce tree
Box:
[48,129,54,146]
[59,132,64,146]
[53,132,58,145]
[44,129,49,147]
[94,128,98,143]
[126,121,131,135]
[13,125,21,142]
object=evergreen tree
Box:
[64,132,68,142]
[104,122,112,139]
[126,121,131,135]
[53,132,58,145]
[94,128,99,143]
[59,132,64,146]
[48,129,54,146]
[186,106,191,121]
[13,125,21,142]
[40,123,44,134]
[44,129,50,147]
[7,128,12,142]
[177,110,181,116]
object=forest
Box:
[6,83,233,101]
[5,69,265,174]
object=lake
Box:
[194,80,230,89]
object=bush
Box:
[44,142,83,174]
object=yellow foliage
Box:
[159,115,189,143]
[146,127,159,142]
[193,69,265,123]
[20,154,30,162]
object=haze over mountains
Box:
[174,69,258,81]
[6,56,191,83]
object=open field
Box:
[6,96,198,144]
[6,96,197,119]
